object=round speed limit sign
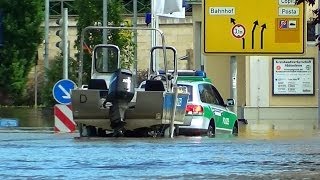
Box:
[231,24,246,39]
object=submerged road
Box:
[0,131,319,179]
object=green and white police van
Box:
[138,70,240,137]
[176,71,239,136]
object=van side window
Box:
[210,85,224,106]
[199,84,218,104]
[198,83,225,105]
[198,84,206,102]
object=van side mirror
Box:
[226,99,235,107]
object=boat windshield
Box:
[94,46,119,73]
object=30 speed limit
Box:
[231,24,246,39]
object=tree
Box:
[41,56,78,107]
[74,0,135,85]
[40,0,135,107]
[297,0,320,46]
[0,0,44,105]
[297,0,316,6]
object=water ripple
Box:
[0,133,319,179]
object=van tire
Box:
[207,120,215,137]
[232,122,238,135]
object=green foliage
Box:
[74,0,135,84]
[40,0,135,107]
[137,69,148,85]
[0,0,44,105]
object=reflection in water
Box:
[0,107,53,127]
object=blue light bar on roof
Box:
[195,70,206,78]
[157,70,206,77]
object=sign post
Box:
[318,0,320,129]
[203,0,305,120]
[272,58,314,95]
[53,79,76,105]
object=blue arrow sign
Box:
[53,79,76,105]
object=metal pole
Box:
[170,85,179,138]
[103,0,108,71]
[34,64,38,109]
[230,56,237,116]
[151,0,158,71]
[133,0,138,87]
[44,0,49,71]
[60,0,64,15]
[317,0,320,129]
[63,8,68,79]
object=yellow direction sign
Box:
[203,0,305,54]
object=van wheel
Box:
[207,120,215,137]
[232,122,238,135]
[174,125,180,136]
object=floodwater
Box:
[0,131,319,179]
[0,108,320,179]
[0,107,54,128]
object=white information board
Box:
[272,58,314,95]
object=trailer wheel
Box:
[97,128,107,137]
[78,123,84,137]
[174,125,180,136]
[86,126,97,137]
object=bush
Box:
[136,69,148,85]
[40,56,78,107]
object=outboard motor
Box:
[107,68,134,136]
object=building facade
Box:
[189,0,318,136]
